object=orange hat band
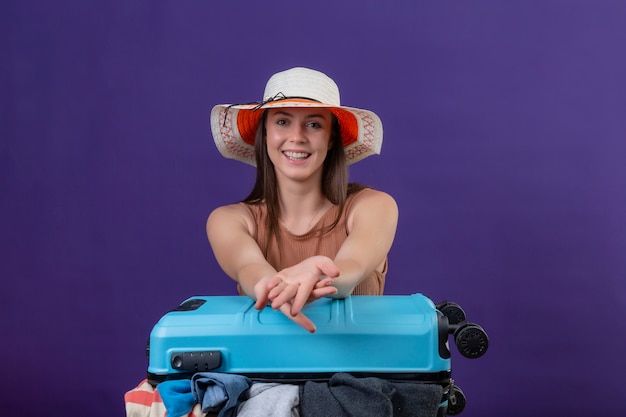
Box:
[236,105,359,148]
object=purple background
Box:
[2,1,625,415]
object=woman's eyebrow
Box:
[272,110,327,119]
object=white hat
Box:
[210,67,383,166]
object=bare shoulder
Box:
[346,188,398,231]
[207,203,255,234]
[351,188,398,212]
[208,202,251,219]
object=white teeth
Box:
[283,151,310,160]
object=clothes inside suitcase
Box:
[145,293,488,415]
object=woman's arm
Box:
[206,203,276,300]
[266,189,399,313]
[331,188,399,297]
[206,204,337,332]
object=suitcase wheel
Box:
[436,301,467,325]
[454,323,489,359]
[447,384,466,415]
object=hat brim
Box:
[210,99,383,167]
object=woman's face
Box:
[265,107,333,183]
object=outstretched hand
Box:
[252,256,340,332]
[268,256,340,315]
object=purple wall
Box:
[2,1,625,415]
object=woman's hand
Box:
[251,270,335,333]
[266,256,340,316]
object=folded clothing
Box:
[191,372,252,417]
[157,379,197,417]
[237,382,300,417]
[126,373,442,417]
[125,373,251,417]
[299,373,443,417]
[124,379,204,417]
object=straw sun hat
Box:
[210,67,383,166]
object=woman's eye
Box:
[307,122,322,129]
[276,119,287,125]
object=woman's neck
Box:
[277,187,329,235]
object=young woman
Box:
[207,67,398,332]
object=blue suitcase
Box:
[146,293,488,415]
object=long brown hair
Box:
[242,109,364,253]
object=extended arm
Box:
[331,189,399,296]
[267,189,399,314]
[206,204,276,300]
[206,204,336,332]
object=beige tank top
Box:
[240,190,386,296]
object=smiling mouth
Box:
[283,151,311,160]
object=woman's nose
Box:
[289,124,306,142]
